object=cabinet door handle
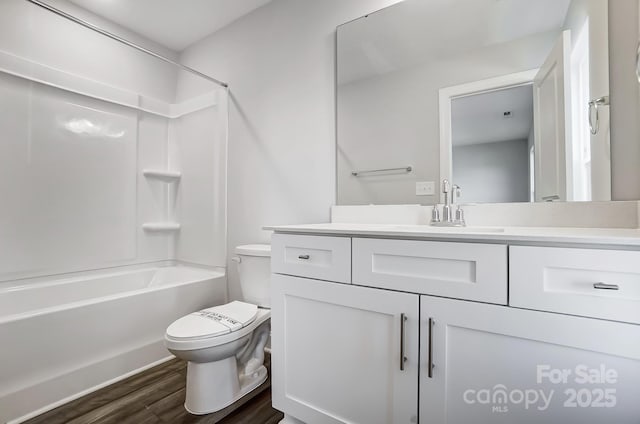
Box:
[427,318,435,378]
[400,313,408,371]
[593,282,619,291]
[298,254,310,260]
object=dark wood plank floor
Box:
[24,355,283,424]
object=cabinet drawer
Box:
[271,234,351,283]
[352,238,507,304]
[510,246,640,324]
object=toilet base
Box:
[184,358,268,415]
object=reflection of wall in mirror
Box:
[337,31,557,205]
[609,0,640,200]
[453,139,530,204]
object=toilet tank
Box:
[235,244,271,308]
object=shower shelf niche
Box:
[142,222,181,232]
[142,169,182,181]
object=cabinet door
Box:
[420,296,640,424]
[272,274,419,424]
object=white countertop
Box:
[264,223,640,247]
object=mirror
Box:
[337,0,611,205]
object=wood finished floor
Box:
[24,356,283,424]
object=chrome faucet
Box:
[441,180,452,223]
[431,180,466,227]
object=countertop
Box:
[264,223,640,248]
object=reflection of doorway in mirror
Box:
[439,70,539,204]
[451,85,534,204]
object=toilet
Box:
[165,244,271,415]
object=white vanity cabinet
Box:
[352,238,507,304]
[510,246,640,325]
[271,234,352,284]
[271,274,420,424]
[419,295,640,424]
[270,229,640,424]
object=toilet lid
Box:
[166,301,258,340]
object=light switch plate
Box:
[416,181,435,196]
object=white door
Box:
[534,30,572,202]
[271,274,419,424]
[419,295,640,424]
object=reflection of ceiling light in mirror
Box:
[62,118,125,138]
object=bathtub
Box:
[0,264,227,423]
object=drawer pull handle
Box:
[427,318,435,378]
[400,313,408,371]
[298,254,310,260]
[593,282,619,291]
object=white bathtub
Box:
[0,264,227,424]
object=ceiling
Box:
[338,0,572,85]
[452,84,534,146]
[66,0,273,51]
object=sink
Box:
[387,225,505,233]
[426,226,505,233]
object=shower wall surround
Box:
[0,0,228,282]
[0,72,139,277]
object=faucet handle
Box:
[455,205,466,226]
[452,184,461,203]
[431,205,441,223]
[442,179,450,194]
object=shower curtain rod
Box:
[24,0,229,88]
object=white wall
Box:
[453,139,530,203]
[0,0,178,102]
[179,0,405,300]
[45,0,179,61]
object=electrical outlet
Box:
[416,181,435,196]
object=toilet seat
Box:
[167,301,258,341]
[165,303,270,351]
